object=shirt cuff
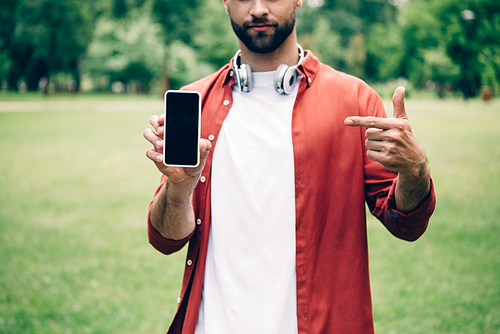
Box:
[387,177,436,225]
[147,217,193,255]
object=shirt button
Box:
[229,70,234,77]
[196,219,202,225]
[187,259,193,266]
[208,134,215,141]
[223,100,230,106]
[200,176,206,183]
[177,297,181,303]
[308,77,312,83]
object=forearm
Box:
[395,162,431,213]
[149,179,197,240]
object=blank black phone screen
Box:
[164,91,200,166]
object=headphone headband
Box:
[232,44,305,95]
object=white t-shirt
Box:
[195,71,299,334]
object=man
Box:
[143,0,436,333]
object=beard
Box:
[229,11,296,54]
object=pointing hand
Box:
[344,87,427,177]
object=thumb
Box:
[200,138,212,161]
[392,86,408,120]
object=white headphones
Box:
[232,44,305,95]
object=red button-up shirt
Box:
[148,51,436,334]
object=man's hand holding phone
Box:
[144,113,211,184]
[144,111,211,240]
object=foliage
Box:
[0,0,499,96]
[365,22,405,81]
[303,16,345,70]
[152,0,201,45]
[4,0,95,91]
[84,7,165,93]
[168,41,217,90]
[191,0,239,71]
[297,0,398,78]
[401,0,500,97]
[0,0,17,86]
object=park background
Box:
[0,0,499,333]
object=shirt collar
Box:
[297,50,320,88]
[222,50,321,88]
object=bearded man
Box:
[143,1,436,333]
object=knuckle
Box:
[386,134,398,142]
[385,130,402,142]
[386,144,398,155]
[368,117,378,127]
[394,121,405,132]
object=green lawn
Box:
[0,96,499,333]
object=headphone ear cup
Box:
[239,64,253,92]
[274,64,288,94]
[282,66,298,95]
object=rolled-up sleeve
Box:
[147,175,193,255]
[370,176,436,241]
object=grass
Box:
[0,91,163,102]
[0,94,499,333]
[0,101,185,333]
[371,98,500,333]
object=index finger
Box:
[344,116,397,130]
[149,114,165,133]
[149,115,160,129]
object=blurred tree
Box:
[305,16,345,70]
[365,22,405,81]
[151,0,201,91]
[401,0,500,97]
[84,7,165,93]
[441,0,500,98]
[0,0,18,87]
[192,0,238,70]
[113,0,128,19]
[169,40,215,89]
[5,0,94,92]
[112,0,147,19]
[422,47,461,96]
[297,0,398,79]
[344,33,367,78]
[399,1,442,88]
[2,0,497,96]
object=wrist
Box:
[165,178,196,205]
[396,163,431,213]
[408,161,429,180]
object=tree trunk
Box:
[160,45,171,95]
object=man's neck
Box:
[238,34,300,72]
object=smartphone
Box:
[163,90,201,167]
